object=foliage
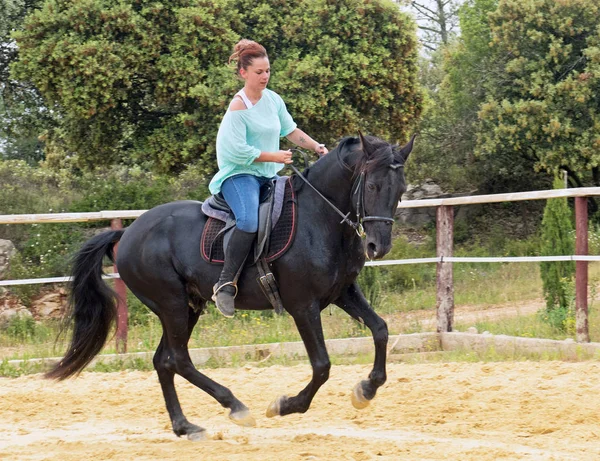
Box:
[540,177,575,330]
[2,312,36,340]
[71,170,177,216]
[477,0,600,187]
[408,0,516,193]
[537,279,576,334]
[0,157,209,303]
[0,159,75,245]
[378,235,436,291]
[5,224,85,303]
[1,0,50,163]
[11,0,422,174]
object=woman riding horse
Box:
[46,131,414,439]
[211,39,328,318]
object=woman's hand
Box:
[315,144,329,156]
[255,150,293,164]
[277,150,293,164]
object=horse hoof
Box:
[351,382,370,410]
[266,395,287,418]
[229,409,256,427]
[187,430,207,441]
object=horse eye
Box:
[367,183,376,191]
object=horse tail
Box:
[46,229,125,380]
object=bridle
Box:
[290,148,400,236]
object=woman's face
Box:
[240,56,270,90]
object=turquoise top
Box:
[209,89,297,194]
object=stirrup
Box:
[211,281,238,302]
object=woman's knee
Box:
[235,215,258,233]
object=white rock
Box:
[0,239,17,279]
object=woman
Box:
[209,39,328,318]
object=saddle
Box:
[200,176,297,313]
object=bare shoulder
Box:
[229,97,247,112]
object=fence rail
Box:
[3,186,600,347]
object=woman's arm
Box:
[285,128,329,155]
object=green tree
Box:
[12,0,423,175]
[410,0,512,193]
[0,0,49,163]
[540,176,575,330]
[477,0,600,187]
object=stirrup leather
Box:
[211,281,238,302]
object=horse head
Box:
[357,132,415,260]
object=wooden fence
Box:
[2,187,600,350]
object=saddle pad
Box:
[201,177,297,264]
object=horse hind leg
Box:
[133,291,206,439]
[153,332,206,440]
[156,294,257,429]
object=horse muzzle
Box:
[364,229,392,260]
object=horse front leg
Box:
[334,282,388,409]
[266,301,331,417]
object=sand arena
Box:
[1,361,600,460]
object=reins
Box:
[288,150,360,231]
[289,148,396,236]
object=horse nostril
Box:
[367,242,377,255]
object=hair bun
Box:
[228,39,268,74]
[234,39,254,54]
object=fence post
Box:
[436,205,454,332]
[575,197,590,343]
[110,218,128,353]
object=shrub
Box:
[13,0,422,174]
[539,177,575,330]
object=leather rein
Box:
[289,148,398,236]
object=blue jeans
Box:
[220,174,274,233]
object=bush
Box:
[2,314,37,341]
[537,278,576,334]
[13,0,422,174]
[1,161,212,304]
[540,178,575,317]
[0,160,76,244]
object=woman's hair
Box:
[229,39,267,75]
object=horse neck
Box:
[300,147,359,221]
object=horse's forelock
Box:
[361,138,395,173]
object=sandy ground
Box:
[1,361,600,460]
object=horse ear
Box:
[397,134,417,162]
[358,131,376,158]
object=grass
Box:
[2,262,600,377]
[381,262,548,314]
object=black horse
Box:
[47,133,414,440]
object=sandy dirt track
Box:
[1,362,600,460]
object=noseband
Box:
[290,148,399,236]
